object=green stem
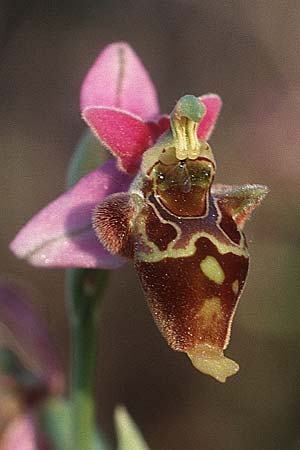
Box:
[66,268,108,450]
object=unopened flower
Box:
[10,42,268,381]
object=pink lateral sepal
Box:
[80,42,159,120]
[10,160,132,268]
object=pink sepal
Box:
[80,42,159,120]
[10,160,132,268]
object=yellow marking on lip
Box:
[200,256,225,285]
[131,187,248,263]
[135,228,248,262]
[198,296,222,329]
[232,279,239,295]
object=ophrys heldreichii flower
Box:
[10,43,268,382]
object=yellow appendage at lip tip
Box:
[187,343,239,383]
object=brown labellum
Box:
[93,95,268,382]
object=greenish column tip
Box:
[170,95,206,160]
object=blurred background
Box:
[1,0,300,449]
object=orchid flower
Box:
[10,42,267,382]
[10,42,222,270]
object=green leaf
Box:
[114,405,150,450]
[40,397,111,450]
[39,398,72,450]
